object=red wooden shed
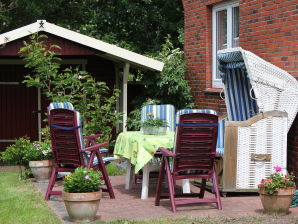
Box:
[0,20,164,151]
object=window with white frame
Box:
[212,1,239,88]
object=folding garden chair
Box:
[45,102,115,200]
[134,104,176,184]
[155,113,222,212]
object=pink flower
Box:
[77,75,82,80]
[274,166,282,172]
[85,175,91,181]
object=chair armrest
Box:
[83,134,104,139]
[80,142,109,152]
[159,147,175,157]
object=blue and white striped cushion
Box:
[48,102,74,111]
[141,104,176,132]
[175,109,218,124]
[223,68,259,121]
[91,156,116,167]
[216,117,227,155]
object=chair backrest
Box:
[48,108,85,168]
[141,104,175,132]
[176,109,225,155]
[173,113,218,175]
[48,102,84,149]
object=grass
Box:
[0,172,60,224]
[106,162,126,176]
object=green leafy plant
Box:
[63,167,103,193]
[23,140,52,161]
[258,166,295,195]
[141,113,168,128]
[19,33,122,144]
[0,137,32,179]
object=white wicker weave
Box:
[218,48,297,192]
[235,114,287,189]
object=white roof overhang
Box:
[0,20,164,71]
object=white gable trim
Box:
[0,20,164,71]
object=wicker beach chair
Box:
[218,47,298,192]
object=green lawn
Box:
[0,172,60,224]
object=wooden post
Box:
[122,63,130,131]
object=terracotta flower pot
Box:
[259,187,296,214]
[29,160,53,182]
[62,190,102,223]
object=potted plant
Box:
[258,165,296,214]
[62,167,103,223]
[142,113,168,135]
[24,140,53,182]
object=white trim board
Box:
[0,20,164,71]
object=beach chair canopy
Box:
[218,47,298,131]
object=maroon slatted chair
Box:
[155,113,222,212]
[45,108,115,200]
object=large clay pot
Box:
[259,187,296,214]
[29,160,53,182]
[62,191,102,223]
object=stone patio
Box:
[35,175,298,223]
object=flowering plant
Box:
[142,113,168,128]
[63,167,103,193]
[24,140,52,161]
[258,166,295,195]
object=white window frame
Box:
[212,0,239,88]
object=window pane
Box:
[216,10,227,51]
[232,6,239,47]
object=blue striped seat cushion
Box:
[91,156,116,167]
[141,104,176,132]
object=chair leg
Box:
[212,167,222,210]
[155,157,165,206]
[96,152,115,199]
[45,166,58,200]
[164,157,176,212]
[199,179,207,198]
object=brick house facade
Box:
[182,0,298,183]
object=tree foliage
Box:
[1,0,183,53]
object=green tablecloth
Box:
[114,131,175,173]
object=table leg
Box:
[125,160,134,190]
[182,179,191,193]
[141,163,150,199]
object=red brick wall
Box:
[182,0,298,113]
[183,0,298,174]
